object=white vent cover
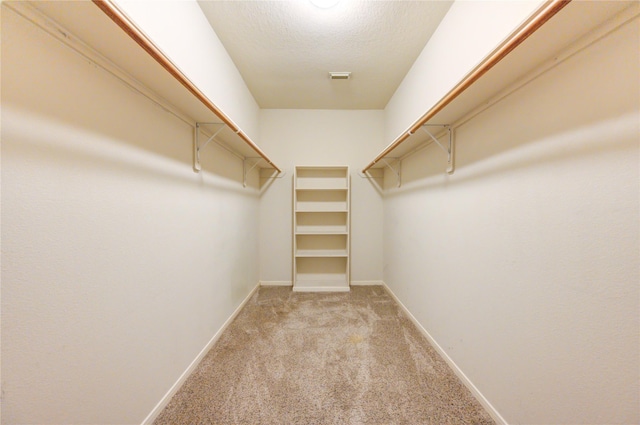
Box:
[329,72,351,80]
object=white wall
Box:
[383,13,639,425]
[114,0,261,140]
[1,7,259,424]
[258,110,385,285]
[384,0,542,143]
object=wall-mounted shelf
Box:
[362,0,635,181]
[20,0,281,180]
[293,167,350,292]
[194,123,283,186]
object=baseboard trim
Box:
[292,286,350,292]
[259,280,292,286]
[141,283,260,425]
[381,283,508,425]
[350,280,384,286]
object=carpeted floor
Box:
[153,286,495,424]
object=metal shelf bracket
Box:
[195,124,284,188]
[421,124,454,174]
[243,157,286,188]
[243,157,262,187]
[194,122,226,172]
[382,158,402,188]
[357,169,382,179]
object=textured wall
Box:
[383,14,640,424]
[384,0,542,143]
[115,0,261,141]
[258,109,385,285]
[1,7,259,423]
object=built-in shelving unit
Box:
[15,0,281,181]
[362,0,636,183]
[293,167,350,292]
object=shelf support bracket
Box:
[381,158,402,188]
[194,122,226,173]
[242,157,262,187]
[243,158,286,188]
[243,157,263,187]
[357,170,382,180]
[421,124,454,174]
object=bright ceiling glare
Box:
[310,0,341,9]
[329,72,351,80]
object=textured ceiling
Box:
[198,0,453,109]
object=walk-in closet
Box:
[2,1,638,424]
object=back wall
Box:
[258,109,386,286]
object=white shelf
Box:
[297,233,346,247]
[295,188,348,212]
[293,284,350,293]
[22,1,282,175]
[295,167,349,189]
[296,229,348,235]
[296,183,348,190]
[294,275,349,286]
[294,276,347,282]
[295,250,348,258]
[293,166,350,291]
[361,1,634,178]
[296,212,348,234]
[296,187,348,191]
[295,206,348,213]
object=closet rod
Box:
[92,0,282,174]
[362,0,570,174]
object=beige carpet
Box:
[153,286,495,424]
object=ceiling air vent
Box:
[329,72,351,80]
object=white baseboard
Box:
[350,280,384,286]
[141,283,260,425]
[381,283,507,425]
[259,280,292,286]
[292,286,350,292]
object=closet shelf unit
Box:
[362,0,635,182]
[293,167,350,293]
[21,0,281,183]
